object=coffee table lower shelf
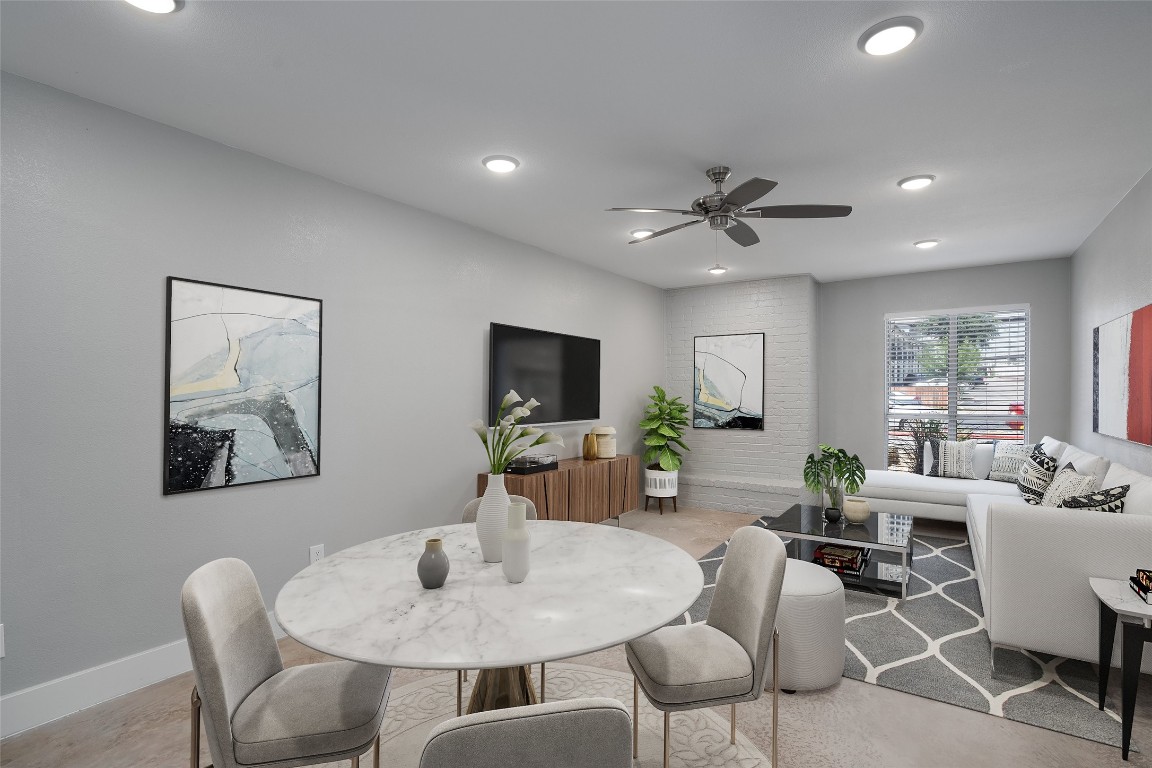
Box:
[785,537,911,599]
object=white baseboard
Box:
[1,610,285,740]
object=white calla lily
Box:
[523,398,541,411]
[509,406,531,420]
[521,426,542,436]
[536,432,565,447]
[469,419,489,442]
[500,390,522,410]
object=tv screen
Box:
[489,323,600,424]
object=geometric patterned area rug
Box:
[373,662,770,768]
[687,523,1134,752]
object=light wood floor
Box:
[1,506,1147,768]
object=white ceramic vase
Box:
[476,473,509,563]
[502,502,531,583]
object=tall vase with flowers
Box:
[469,390,564,562]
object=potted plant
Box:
[804,444,866,522]
[639,386,690,506]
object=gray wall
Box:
[0,75,665,694]
[818,259,1073,469]
[1069,169,1152,473]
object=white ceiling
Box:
[2,1,1150,288]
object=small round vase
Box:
[823,506,842,524]
[476,473,510,563]
[417,538,450,589]
[843,498,871,524]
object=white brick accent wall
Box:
[664,276,820,516]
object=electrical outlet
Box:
[309,544,324,564]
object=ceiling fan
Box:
[608,166,852,246]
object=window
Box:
[884,306,1029,472]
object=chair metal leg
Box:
[351,756,358,768]
[663,710,670,768]
[540,662,546,702]
[190,687,201,768]
[633,676,639,759]
[772,627,780,768]
[373,733,380,768]
[730,703,736,745]
[464,669,469,682]
[456,670,463,716]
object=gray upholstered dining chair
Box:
[418,697,632,768]
[182,558,392,768]
[626,525,787,768]
[457,495,541,712]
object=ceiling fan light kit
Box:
[897,174,935,190]
[609,165,852,248]
[859,17,923,56]
[708,265,728,275]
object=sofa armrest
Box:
[985,502,1152,663]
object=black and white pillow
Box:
[929,439,978,479]
[1058,484,1130,513]
[1041,466,1097,507]
[1017,445,1057,504]
[988,442,1035,483]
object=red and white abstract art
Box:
[1094,302,1152,446]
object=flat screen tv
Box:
[489,323,600,425]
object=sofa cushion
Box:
[988,442,1034,483]
[1059,485,1130,513]
[1056,445,1111,491]
[1017,445,1058,504]
[973,443,995,480]
[966,493,1031,567]
[1102,462,1152,517]
[1040,467,1097,507]
[1039,435,1068,462]
[929,439,980,479]
[858,470,1021,507]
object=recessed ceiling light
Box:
[124,0,181,13]
[482,155,520,174]
[859,17,923,56]
[708,265,728,275]
[914,239,940,249]
[630,229,655,240]
[897,175,936,191]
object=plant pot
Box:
[476,473,509,563]
[644,467,678,498]
[843,498,871,524]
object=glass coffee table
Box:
[762,503,914,599]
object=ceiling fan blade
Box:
[607,207,697,215]
[630,218,705,243]
[724,219,760,247]
[721,178,778,210]
[744,204,853,218]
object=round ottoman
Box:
[763,559,846,692]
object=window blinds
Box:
[884,308,1029,472]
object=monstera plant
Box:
[804,444,866,512]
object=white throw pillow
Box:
[1102,462,1152,517]
[989,442,1035,483]
[973,443,995,480]
[921,441,934,476]
[1039,435,1068,463]
[1056,445,1111,491]
[1041,467,1097,508]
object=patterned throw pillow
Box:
[930,439,978,479]
[1041,467,1097,507]
[1017,445,1058,504]
[988,442,1035,483]
[1058,484,1130,513]
[925,438,945,477]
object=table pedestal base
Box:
[467,666,539,713]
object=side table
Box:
[1091,577,1152,761]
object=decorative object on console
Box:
[1058,484,1130,514]
[640,385,689,513]
[592,426,617,458]
[164,277,321,494]
[843,498,871,523]
[804,444,866,521]
[502,503,530,584]
[470,390,564,562]
[506,454,558,475]
[1040,466,1097,508]
[418,538,450,589]
[693,333,765,429]
[582,433,599,460]
[1017,444,1058,504]
[989,441,1035,482]
[1093,302,1152,447]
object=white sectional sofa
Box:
[855,436,1152,671]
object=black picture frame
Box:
[164,277,323,494]
[692,332,765,430]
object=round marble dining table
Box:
[274,521,704,670]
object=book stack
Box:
[813,544,870,577]
[1130,568,1151,604]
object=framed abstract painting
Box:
[164,277,322,494]
[1093,302,1152,446]
[693,333,764,429]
